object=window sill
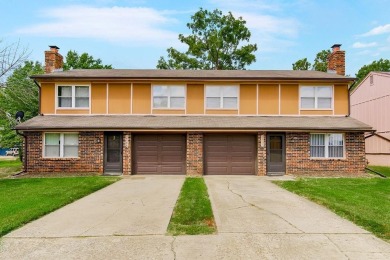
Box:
[300,108,333,111]
[42,157,80,160]
[310,157,346,160]
[56,108,90,110]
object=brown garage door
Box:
[204,134,256,175]
[133,134,186,175]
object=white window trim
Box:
[205,85,239,110]
[310,133,345,159]
[151,85,186,109]
[43,132,79,158]
[56,84,91,109]
[299,85,333,110]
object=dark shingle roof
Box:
[15,115,371,131]
[31,69,355,82]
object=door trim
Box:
[266,133,286,176]
[104,132,123,174]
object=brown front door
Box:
[204,134,256,175]
[104,132,123,174]
[266,133,285,175]
[133,134,186,175]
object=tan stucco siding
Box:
[334,84,348,115]
[186,84,204,114]
[240,84,257,114]
[56,109,89,114]
[258,84,279,114]
[280,84,299,115]
[108,83,131,114]
[132,83,151,114]
[91,83,107,114]
[300,110,333,115]
[41,83,55,114]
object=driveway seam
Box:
[170,236,177,260]
[324,234,351,259]
[226,180,305,233]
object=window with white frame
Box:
[206,86,238,109]
[310,133,344,158]
[152,85,185,108]
[300,86,332,109]
[44,133,79,158]
[58,85,89,108]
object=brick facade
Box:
[24,131,104,173]
[286,132,366,176]
[122,132,132,175]
[257,132,267,176]
[186,132,203,176]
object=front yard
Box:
[275,177,390,241]
[0,159,22,178]
[0,177,119,237]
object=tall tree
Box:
[292,58,311,70]
[63,50,113,70]
[0,40,29,82]
[0,61,44,147]
[157,8,258,70]
[313,50,331,72]
[355,58,390,85]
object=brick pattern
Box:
[24,131,104,173]
[257,132,267,176]
[286,132,366,176]
[327,50,345,76]
[122,132,132,175]
[186,132,203,176]
[44,47,63,74]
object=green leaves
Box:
[63,50,113,70]
[157,8,258,70]
[292,50,331,72]
[292,58,311,70]
[354,59,390,86]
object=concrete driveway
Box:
[1,175,389,259]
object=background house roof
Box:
[31,69,355,82]
[16,115,372,131]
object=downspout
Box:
[15,130,27,175]
[33,79,41,114]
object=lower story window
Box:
[44,133,79,158]
[310,133,344,158]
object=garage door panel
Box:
[133,134,186,175]
[205,134,256,175]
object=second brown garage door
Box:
[133,134,186,175]
[204,134,256,175]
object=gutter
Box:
[33,80,41,114]
[15,130,27,174]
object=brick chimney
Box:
[45,46,63,73]
[327,44,345,76]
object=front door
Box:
[104,132,122,174]
[266,133,285,175]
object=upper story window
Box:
[310,133,344,158]
[44,133,79,158]
[300,86,332,109]
[57,85,89,108]
[152,85,185,109]
[206,86,238,109]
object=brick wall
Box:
[186,132,203,176]
[257,132,267,175]
[25,131,104,173]
[286,132,366,175]
[122,132,132,175]
[327,50,345,76]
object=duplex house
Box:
[16,45,371,176]
[350,72,390,166]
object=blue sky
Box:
[1,0,390,76]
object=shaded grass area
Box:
[275,178,390,241]
[0,159,22,178]
[367,165,390,177]
[167,177,216,235]
[0,177,119,237]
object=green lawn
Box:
[367,165,390,177]
[167,177,216,235]
[275,178,390,241]
[0,177,119,237]
[0,159,22,178]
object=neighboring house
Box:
[350,72,390,166]
[15,45,371,176]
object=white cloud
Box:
[361,24,390,36]
[209,0,281,11]
[16,5,179,46]
[352,42,377,48]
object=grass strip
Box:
[0,176,119,237]
[167,177,216,235]
[0,159,22,178]
[275,178,390,241]
[367,165,390,177]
